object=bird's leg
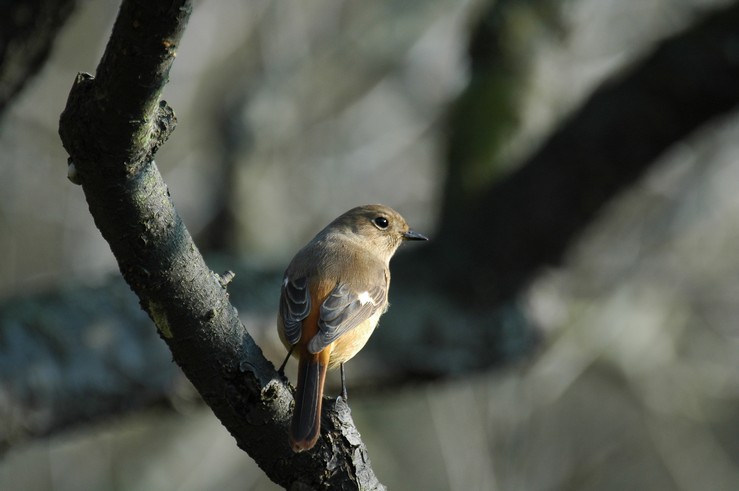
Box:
[278,345,294,375]
[340,363,348,401]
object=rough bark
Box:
[57,1,384,489]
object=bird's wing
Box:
[279,276,311,345]
[307,282,386,354]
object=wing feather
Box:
[279,276,311,345]
[306,283,386,354]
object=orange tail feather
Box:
[290,349,330,452]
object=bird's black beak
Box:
[403,229,428,241]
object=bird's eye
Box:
[373,216,389,229]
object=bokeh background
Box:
[2,0,739,489]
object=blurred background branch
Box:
[435,0,739,305]
[0,0,77,116]
[0,280,179,454]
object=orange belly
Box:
[328,310,381,368]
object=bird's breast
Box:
[327,309,383,369]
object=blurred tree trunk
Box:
[440,0,562,222]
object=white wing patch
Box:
[357,291,374,305]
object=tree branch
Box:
[57,1,384,488]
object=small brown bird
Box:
[277,204,427,452]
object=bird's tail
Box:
[290,350,329,452]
